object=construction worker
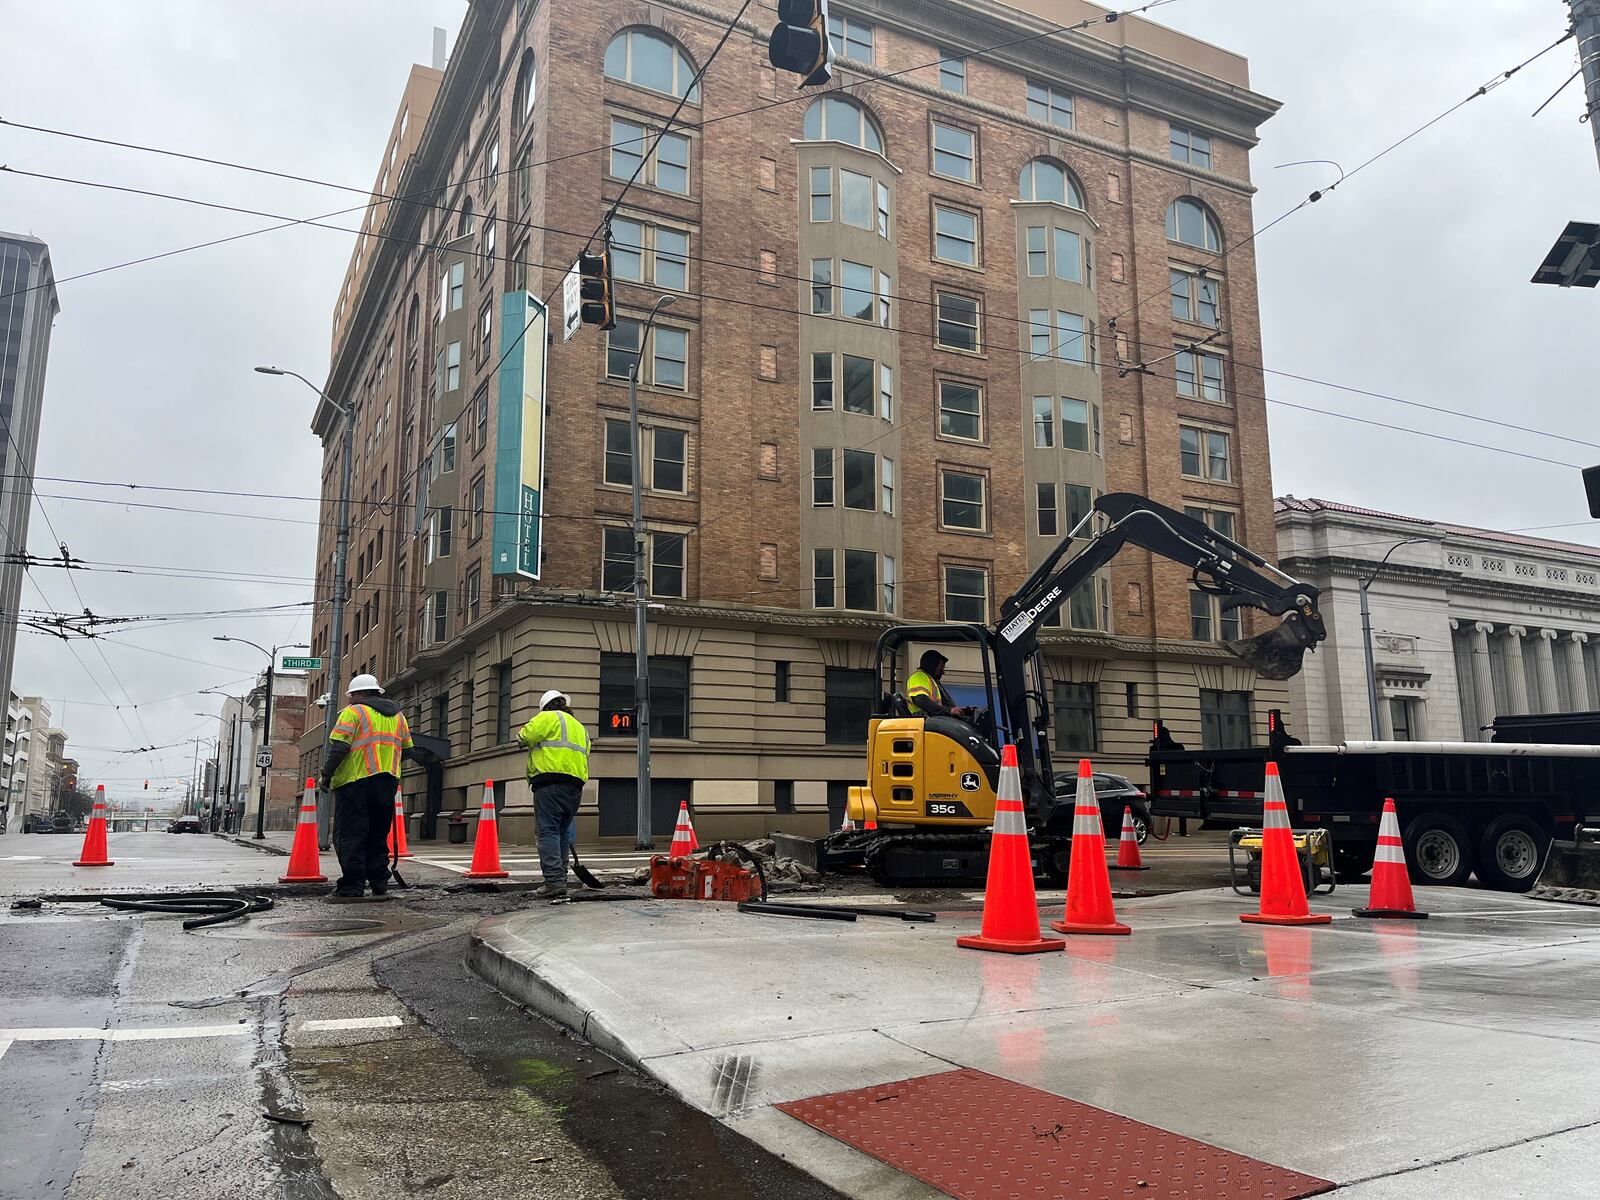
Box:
[518,688,591,900]
[319,674,413,900]
[906,650,967,719]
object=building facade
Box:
[0,234,59,722]
[215,693,256,831]
[302,0,1287,842]
[1277,497,1600,745]
[244,672,308,831]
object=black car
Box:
[22,813,54,834]
[1052,771,1151,844]
[167,815,203,834]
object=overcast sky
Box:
[2,0,1596,796]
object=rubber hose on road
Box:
[44,891,275,930]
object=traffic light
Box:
[769,0,833,86]
[1584,464,1600,518]
[143,780,149,790]
[578,236,616,330]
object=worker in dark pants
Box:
[518,688,591,901]
[319,673,414,900]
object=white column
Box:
[1504,626,1530,714]
[1377,696,1395,739]
[1470,623,1497,737]
[1567,633,1591,711]
[1536,629,1561,711]
[1413,697,1429,739]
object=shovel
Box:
[571,846,605,890]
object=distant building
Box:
[216,694,255,830]
[0,234,60,717]
[243,671,308,831]
[5,696,51,826]
[1276,497,1600,744]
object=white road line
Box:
[407,857,471,874]
[0,1039,11,1063]
[0,1025,249,1043]
[298,1015,404,1032]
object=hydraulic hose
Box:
[43,891,275,930]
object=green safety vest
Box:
[518,710,592,782]
[329,704,413,789]
[905,670,948,715]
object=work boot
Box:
[328,887,364,904]
[533,882,568,901]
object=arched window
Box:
[406,295,420,351]
[802,96,884,155]
[1166,197,1221,252]
[458,197,474,239]
[513,50,536,130]
[1018,158,1084,209]
[603,28,701,102]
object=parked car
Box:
[167,815,203,834]
[50,812,80,833]
[22,813,54,834]
[1052,771,1151,844]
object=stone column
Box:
[1536,629,1561,711]
[1377,695,1394,739]
[1567,633,1591,711]
[1504,626,1530,714]
[1470,622,1497,736]
[1413,697,1429,740]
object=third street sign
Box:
[280,656,322,671]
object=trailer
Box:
[1147,711,1600,893]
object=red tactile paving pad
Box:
[777,1068,1335,1199]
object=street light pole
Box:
[629,295,676,851]
[256,365,353,848]
[1359,539,1433,739]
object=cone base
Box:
[464,870,510,879]
[279,873,328,883]
[395,852,415,859]
[956,933,1066,954]
[1240,912,1333,926]
[73,860,114,867]
[1051,919,1131,936]
[1353,906,1428,919]
[1109,864,1149,872]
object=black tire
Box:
[1333,844,1374,882]
[1043,840,1072,886]
[1130,806,1151,845]
[1476,814,1549,893]
[1402,812,1474,887]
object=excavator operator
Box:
[906,650,968,719]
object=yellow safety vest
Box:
[906,670,948,715]
[329,704,413,788]
[519,710,592,783]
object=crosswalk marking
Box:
[299,1015,403,1032]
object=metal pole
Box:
[1360,578,1380,740]
[209,745,221,832]
[226,709,239,834]
[630,356,652,850]
[254,661,275,840]
[320,412,355,849]
[1572,0,1600,173]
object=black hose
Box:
[44,891,274,930]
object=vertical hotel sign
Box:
[492,292,549,579]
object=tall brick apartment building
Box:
[299,0,1286,843]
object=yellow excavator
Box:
[825,492,1326,886]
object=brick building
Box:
[301,0,1287,843]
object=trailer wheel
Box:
[1333,844,1374,881]
[1043,841,1072,886]
[1476,815,1549,893]
[1403,813,1473,887]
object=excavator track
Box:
[863,830,1002,889]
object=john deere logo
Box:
[960,772,981,791]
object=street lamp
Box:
[1359,539,1435,739]
[214,636,309,839]
[630,294,676,850]
[256,365,353,847]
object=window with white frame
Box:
[650,532,685,597]
[811,352,834,410]
[810,259,833,313]
[1191,592,1240,642]
[445,341,461,390]
[881,457,895,515]
[604,28,701,102]
[652,326,687,390]
[607,318,641,380]
[840,260,876,321]
[939,52,966,93]
[843,449,875,510]
[812,447,834,506]
[878,362,894,420]
[1032,396,1054,447]
[1065,484,1092,533]
[652,427,686,492]
[802,95,883,152]
[843,549,877,611]
[1183,505,1236,541]
[609,117,691,195]
[1167,198,1221,252]
[1170,268,1219,327]
[613,218,690,290]
[940,469,985,530]
[939,380,982,441]
[944,564,988,622]
[842,354,874,415]
[809,167,833,222]
[1176,348,1225,403]
[1170,125,1212,168]
[936,292,981,352]
[826,13,875,62]
[602,527,633,592]
[813,547,836,607]
[882,554,896,613]
[840,168,874,229]
[934,205,979,266]
[1179,425,1230,481]
[1037,483,1058,537]
[932,122,976,182]
[1019,158,1084,209]
[1060,397,1092,452]
[1026,80,1073,129]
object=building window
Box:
[826,13,875,63]
[446,261,464,312]
[466,567,482,623]
[936,292,981,353]
[824,667,877,747]
[483,211,497,264]
[939,52,966,93]
[1053,228,1085,284]
[1026,226,1048,277]
[1037,483,1057,537]
[883,554,896,614]
[809,166,833,222]
[513,50,537,130]
[426,506,453,563]
[933,205,979,266]
[878,362,894,421]
[840,260,875,321]
[653,327,687,390]
[478,301,493,360]
[1065,484,1092,534]
[1170,125,1212,168]
[613,218,689,290]
[432,590,449,644]
[609,117,691,195]
[802,95,884,153]
[1190,591,1240,643]
[877,181,891,237]
[1184,505,1237,542]
[843,449,875,510]
[1176,349,1225,403]
[602,527,632,592]
[1069,578,1100,630]
[1018,158,1084,209]
[1061,397,1093,452]
[774,661,791,703]
[841,354,874,415]
[495,661,513,743]
[813,547,835,607]
[1179,426,1230,481]
[810,259,833,314]
[812,447,834,506]
[931,122,975,182]
[1167,198,1221,252]
[445,341,461,390]
[604,418,633,485]
[941,469,985,531]
[600,653,690,738]
[470,474,486,541]
[653,427,686,493]
[1032,396,1054,447]
[1026,80,1073,129]
[475,382,490,450]
[881,457,895,515]
[1189,591,1212,641]
[844,549,877,611]
[944,565,989,622]
[838,168,874,230]
[938,380,982,441]
[651,532,685,598]
[1054,682,1097,752]
[1170,269,1219,327]
[1200,689,1251,749]
[811,352,834,410]
[1391,698,1416,741]
[604,28,701,101]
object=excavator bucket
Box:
[1533,829,1600,899]
[1226,611,1319,681]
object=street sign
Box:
[562,264,582,342]
[280,655,322,672]
[256,750,273,769]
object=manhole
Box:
[264,917,388,937]
[192,908,445,941]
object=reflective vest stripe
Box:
[530,712,586,753]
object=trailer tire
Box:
[1476,815,1549,893]
[1403,813,1473,887]
[1333,844,1374,881]
[1044,841,1072,886]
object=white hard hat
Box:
[349,673,384,695]
[540,689,569,709]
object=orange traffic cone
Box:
[669,800,698,857]
[1354,798,1428,919]
[1052,760,1130,935]
[839,814,856,833]
[73,785,114,867]
[387,786,413,859]
[463,781,510,879]
[957,745,1065,955]
[280,780,328,883]
[1241,762,1331,926]
[1110,806,1147,871]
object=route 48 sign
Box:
[256,750,273,769]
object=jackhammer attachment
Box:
[1532,827,1600,900]
[1227,610,1321,681]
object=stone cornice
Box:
[1281,551,1600,613]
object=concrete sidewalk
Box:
[472,885,1600,1198]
